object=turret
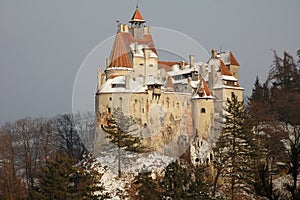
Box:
[191,79,214,165]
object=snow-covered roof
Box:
[100,76,146,93]
[222,75,237,81]
[130,43,158,58]
[173,78,189,85]
[100,76,163,93]
[192,78,214,99]
[190,80,200,88]
[146,76,163,85]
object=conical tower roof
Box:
[129,6,146,23]
[108,33,132,68]
[197,78,211,97]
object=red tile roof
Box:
[108,31,157,69]
[230,51,240,66]
[158,61,188,72]
[121,32,157,54]
[109,33,132,68]
[129,7,145,23]
[165,76,174,88]
[197,78,211,97]
[220,60,233,76]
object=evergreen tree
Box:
[160,160,213,200]
[102,107,144,177]
[268,51,300,93]
[213,93,258,199]
[284,126,300,200]
[134,171,160,200]
[187,164,213,200]
[248,76,272,122]
[268,51,300,125]
[32,153,108,200]
[248,76,264,104]
[161,160,190,199]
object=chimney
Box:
[106,58,110,68]
[189,54,195,68]
[199,63,206,78]
[97,68,102,92]
[125,75,131,90]
[211,49,217,59]
[209,64,215,93]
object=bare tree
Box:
[51,113,86,161]
[0,129,26,199]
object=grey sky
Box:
[0,0,299,123]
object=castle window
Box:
[109,97,112,101]
[201,108,206,113]
[112,84,125,88]
[139,63,144,67]
[149,64,153,67]
[119,97,122,101]
[108,107,111,114]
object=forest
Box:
[0,51,299,200]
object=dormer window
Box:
[112,84,125,88]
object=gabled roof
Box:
[230,51,240,66]
[129,6,146,23]
[220,60,233,76]
[197,78,211,97]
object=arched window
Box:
[201,108,206,113]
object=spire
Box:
[129,5,146,24]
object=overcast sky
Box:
[0,0,299,123]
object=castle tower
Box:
[209,54,244,116]
[105,5,158,80]
[190,79,215,165]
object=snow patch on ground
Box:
[95,148,175,199]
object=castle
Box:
[95,6,243,164]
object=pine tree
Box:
[187,164,213,200]
[248,76,272,122]
[213,93,258,199]
[32,153,108,200]
[102,107,144,177]
[268,51,300,125]
[134,171,160,200]
[248,76,264,104]
[160,160,213,200]
[160,160,190,199]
